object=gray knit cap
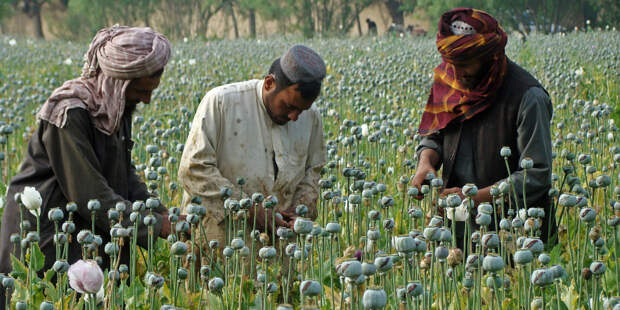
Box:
[280,45,326,83]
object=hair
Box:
[268,58,322,100]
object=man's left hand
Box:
[440,187,465,200]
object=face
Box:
[263,75,315,125]
[453,60,484,90]
[125,75,162,106]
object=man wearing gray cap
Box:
[178,45,326,248]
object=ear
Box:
[264,74,276,92]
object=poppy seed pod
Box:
[208,277,224,293]
[558,194,577,207]
[439,228,452,243]
[87,199,101,211]
[423,227,440,241]
[66,202,78,213]
[514,249,534,265]
[325,222,341,234]
[374,255,393,273]
[538,253,551,265]
[259,247,277,259]
[251,193,264,204]
[499,218,511,231]
[230,238,245,250]
[170,241,188,256]
[482,233,500,249]
[367,229,380,241]
[446,194,462,208]
[48,208,64,222]
[579,208,597,222]
[300,280,322,297]
[294,217,314,235]
[362,262,377,276]
[362,287,388,309]
[531,268,553,286]
[523,238,544,254]
[412,238,427,253]
[590,261,606,276]
[285,244,297,256]
[435,246,449,260]
[475,213,492,226]
[429,216,443,228]
[462,184,478,197]
[132,201,145,212]
[338,259,362,278]
[465,254,480,270]
[477,203,493,215]
[482,254,504,272]
[447,248,463,267]
[520,157,534,169]
[430,178,443,188]
[52,260,70,273]
[500,146,511,157]
[549,265,566,280]
[296,204,309,216]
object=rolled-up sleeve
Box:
[503,87,553,208]
[415,132,444,170]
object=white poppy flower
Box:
[21,187,42,216]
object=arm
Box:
[43,108,164,246]
[288,111,326,221]
[177,91,242,224]
[411,133,443,194]
[504,87,553,208]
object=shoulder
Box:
[203,79,260,106]
[519,87,552,117]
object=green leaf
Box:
[10,254,27,280]
[31,243,46,272]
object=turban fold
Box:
[418,8,507,135]
[38,26,171,135]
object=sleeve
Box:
[415,131,444,170]
[127,155,151,202]
[177,91,242,224]
[42,108,163,247]
[290,111,326,220]
[503,87,553,208]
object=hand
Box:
[159,213,171,238]
[248,204,290,233]
[440,187,464,200]
[411,163,437,200]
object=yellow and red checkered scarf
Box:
[418,8,507,135]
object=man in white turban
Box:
[0,26,173,308]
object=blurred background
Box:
[0,0,619,41]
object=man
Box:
[0,25,173,307]
[411,8,556,246]
[178,45,326,248]
[366,18,377,35]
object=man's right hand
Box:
[410,148,440,200]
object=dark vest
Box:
[442,60,547,205]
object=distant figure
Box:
[407,24,427,37]
[387,23,406,36]
[366,18,377,35]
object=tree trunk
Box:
[32,1,44,39]
[356,4,362,36]
[302,0,314,38]
[384,0,404,26]
[249,8,256,38]
[228,1,239,39]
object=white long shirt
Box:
[178,79,326,223]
